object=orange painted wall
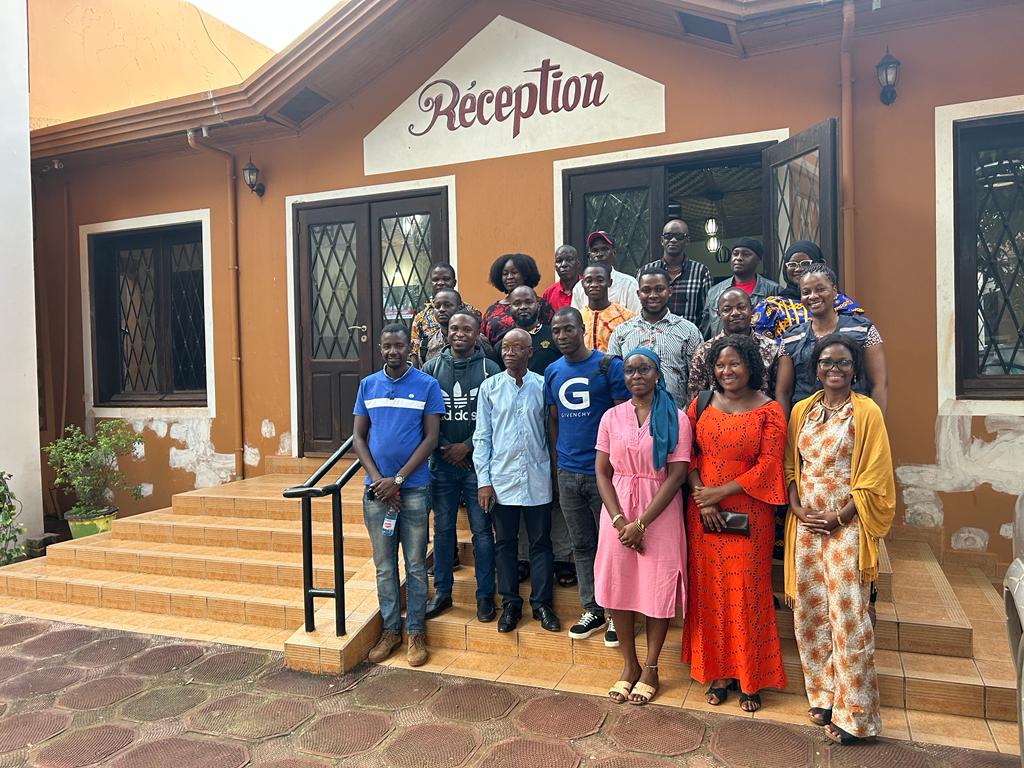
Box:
[27,0,272,128]
[31,0,1024,562]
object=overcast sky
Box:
[190,0,341,51]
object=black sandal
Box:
[825,723,864,745]
[738,691,762,712]
[554,561,577,588]
[705,679,737,706]
[808,707,832,726]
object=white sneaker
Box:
[568,610,606,640]
[604,618,619,647]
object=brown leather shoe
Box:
[367,631,401,663]
[407,633,429,667]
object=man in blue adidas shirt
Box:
[545,307,629,648]
[352,323,445,667]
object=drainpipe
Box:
[839,0,857,296]
[186,129,245,480]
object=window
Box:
[955,116,1024,399]
[89,224,207,406]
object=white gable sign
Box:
[363,16,665,175]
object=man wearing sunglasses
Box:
[637,218,712,328]
[570,231,642,314]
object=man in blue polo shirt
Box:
[545,307,629,647]
[352,323,444,667]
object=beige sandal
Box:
[629,664,659,705]
[608,680,634,703]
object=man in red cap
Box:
[571,231,641,314]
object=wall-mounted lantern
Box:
[876,48,901,106]
[242,156,266,197]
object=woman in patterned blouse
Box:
[751,241,864,339]
[482,253,555,344]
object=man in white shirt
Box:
[571,231,642,314]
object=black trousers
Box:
[492,502,553,610]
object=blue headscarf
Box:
[624,347,679,470]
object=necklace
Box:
[820,395,851,412]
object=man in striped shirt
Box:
[607,267,703,407]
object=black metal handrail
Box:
[282,436,361,636]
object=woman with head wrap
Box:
[683,334,788,713]
[594,347,692,705]
[750,241,865,338]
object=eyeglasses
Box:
[817,358,854,371]
[785,259,814,270]
[661,232,690,241]
[502,345,530,354]
[624,365,657,376]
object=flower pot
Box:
[65,507,118,539]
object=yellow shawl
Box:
[783,391,895,602]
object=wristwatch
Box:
[394,474,406,487]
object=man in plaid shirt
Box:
[637,218,712,328]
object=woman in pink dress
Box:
[595,347,692,705]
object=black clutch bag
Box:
[701,509,750,536]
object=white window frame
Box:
[284,175,457,456]
[79,209,216,419]
[935,95,1024,416]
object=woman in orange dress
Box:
[683,334,788,712]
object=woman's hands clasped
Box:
[615,517,645,553]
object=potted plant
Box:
[44,422,143,539]
[0,472,26,564]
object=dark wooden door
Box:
[566,166,666,277]
[762,118,838,279]
[298,204,372,455]
[297,192,448,455]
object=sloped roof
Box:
[29,0,1015,162]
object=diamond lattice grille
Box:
[117,246,158,393]
[170,242,206,390]
[974,150,1024,376]
[380,214,432,324]
[310,222,360,360]
[585,187,651,276]
[772,150,821,262]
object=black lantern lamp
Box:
[876,48,901,106]
[242,156,265,197]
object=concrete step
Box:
[114,509,374,559]
[44,534,356,589]
[0,559,307,629]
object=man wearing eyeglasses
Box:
[637,218,712,328]
[571,231,642,314]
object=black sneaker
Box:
[567,610,606,640]
[604,618,619,648]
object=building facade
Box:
[28,0,1024,568]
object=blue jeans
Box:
[557,470,603,613]
[363,485,430,635]
[430,461,495,600]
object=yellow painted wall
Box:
[28,0,272,128]
[31,0,1024,564]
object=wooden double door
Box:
[296,191,448,454]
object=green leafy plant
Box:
[43,422,143,520]
[0,472,26,565]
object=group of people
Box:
[354,218,895,747]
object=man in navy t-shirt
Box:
[352,323,445,668]
[544,307,629,648]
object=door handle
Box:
[347,325,368,332]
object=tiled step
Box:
[0,593,295,650]
[0,559,306,628]
[44,534,356,588]
[114,509,374,558]
[172,473,365,523]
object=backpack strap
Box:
[593,353,618,392]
